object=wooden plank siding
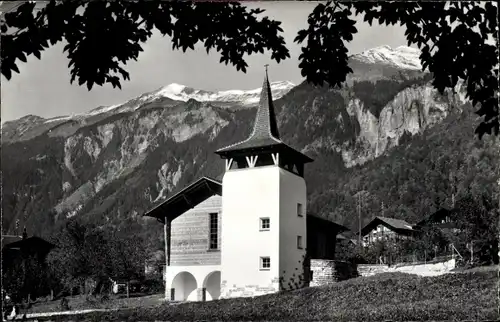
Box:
[170,195,222,266]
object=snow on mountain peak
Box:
[156,83,187,98]
[86,80,296,117]
[153,80,295,105]
[351,45,422,70]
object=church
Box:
[144,69,351,302]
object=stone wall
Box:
[357,264,390,277]
[220,278,279,299]
[309,259,359,287]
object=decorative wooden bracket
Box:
[245,155,259,168]
[225,158,233,171]
[271,153,279,165]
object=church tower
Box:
[215,68,314,298]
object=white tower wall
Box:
[220,164,307,298]
[279,168,307,290]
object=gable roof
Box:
[361,216,415,236]
[3,236,55,253]
[307,213,350,233]
[2,235,22,248]
[143,176,222,223]
[415,208,454,227]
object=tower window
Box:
[260,257,271,270]
[209,213,218,250]
[260,218,270,231]
[297,203,303,217]
[297,236,303,249]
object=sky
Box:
[1,1,412,122]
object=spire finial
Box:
[264,64,269,76]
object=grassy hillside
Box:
[38,269,498,321]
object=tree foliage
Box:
[47,219,148,296]
[450,195,499,265]
[2,252,52,303]
[1,1,497,137]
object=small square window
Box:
[297,203,303,217]
[297,236,303,249]
[260,218,270,231]
[260,257,270,270]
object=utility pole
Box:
[470,240,474,265]
[358,194,362,246]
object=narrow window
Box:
[297,203,303,217]
[260,218,270,231]
[209,213,218,250]
[297,236,303,249]
[260,257,271,270]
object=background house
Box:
[414,207,461,234]
[2,230,55,269]
[361,217,416,246]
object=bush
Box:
[140,279,164,295]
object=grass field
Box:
[23,293,164,314]
[35,268,498,321]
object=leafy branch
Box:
[1,0,290,90]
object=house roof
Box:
[361,216,415,236]
[1,235,22,248]
[415,208,454,227]
[3,236,55,253]
[306,213,350,233]
[336,234,348,240]
[215,69,313,163]
[143,176,222,223]
[144,176,346,229]
[336,234,358,245]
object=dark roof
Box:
[3,236,55,253]
[216,70,280,152]
[143,176,222,223]
[415,208,454,227]
[2,235,22,248]
[361,216,415,236]
[215,70,313,163]
[307,213,350,233]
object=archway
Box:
[203,271,221,301]
[171,272,197,301]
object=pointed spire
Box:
[215,65,282,153]
[250,65,280,140]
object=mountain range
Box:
[2,45,498,252]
